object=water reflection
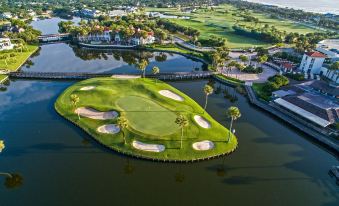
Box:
[22,43,204,74]
[0,80,338,205]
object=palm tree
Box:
[70,94,80,120]
[175,115,189,149]
[227,106,241,143]
[117,116,128,144]
[136,59,148,78]
[203,84,213,111]
[3,173,23,189]
[152,66,160,83]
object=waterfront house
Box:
[78,28,111,43]
[114,32,121,42]
[0,38,14,51]
[131,31,155,45]
[299,51,327,74]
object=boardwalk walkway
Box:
[9,71,217,81]
[245,85,339,153]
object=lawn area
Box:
[147,4,317,49]
[0,45,39,71]
[252,83,271,101]
[55,78,237,161]
[0,74,8,83]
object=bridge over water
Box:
[38,33,70,42]
[9,71,218,81]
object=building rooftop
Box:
[305,51,327,58]
[297,80,339,97]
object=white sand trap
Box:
[80,86,96,91]
[159,90,184,101]
[75,107,118,120]
[192,140,214,151]
[194,115,211,129]
[132,140,165,152]
[111,75,141,79]
[97,124,120,134]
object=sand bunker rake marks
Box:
[159,90,184,101]
[194,115,211,129]
[75,107,118,120]
[97,124,120,134]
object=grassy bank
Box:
[0,74,8,83]
[55,78,237,161]
[252,83,271,101]
[0,45,39,71]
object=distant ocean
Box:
[245,0,339,15]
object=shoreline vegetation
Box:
[0,45,39,82]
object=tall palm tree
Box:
[203,84,213,111]
[227,106,241,143]
[175,115,189,149]
[136,59,148,78]
[3,173,23,189]
[70,94,80,120]
[117,116,128,144]
[152,66,160,83]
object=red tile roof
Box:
[281,62,294,69]
[305,51,327,58]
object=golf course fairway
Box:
[55,78,238,161]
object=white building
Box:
[108,10,127,17]
[81,9,101,18]
[320,67,339,83]
[78,29,111,42]
[299,51,327,74]
[0,38,14,51]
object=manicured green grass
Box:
[116,96,180,137]
[214,74,245,86]
[0,45,39,71]
[252,83,271,101]
[55,78,237,161]
[147,4,317,48]
[0,74,8,83]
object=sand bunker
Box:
[80,86,96,91]
[111,75,141,79]
[132,140,165,152]
[75,107,118,120]
[158,90,184,101]
[97,124,120,134]
[192,140,214,151]
[194,115,211,129]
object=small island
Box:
[55,77,237,161]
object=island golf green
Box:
[55,77,237,161]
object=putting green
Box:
[55,78,238,161]
[116,96,180,137]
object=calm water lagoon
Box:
[0,17,337,206]
[21,43,204,74]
